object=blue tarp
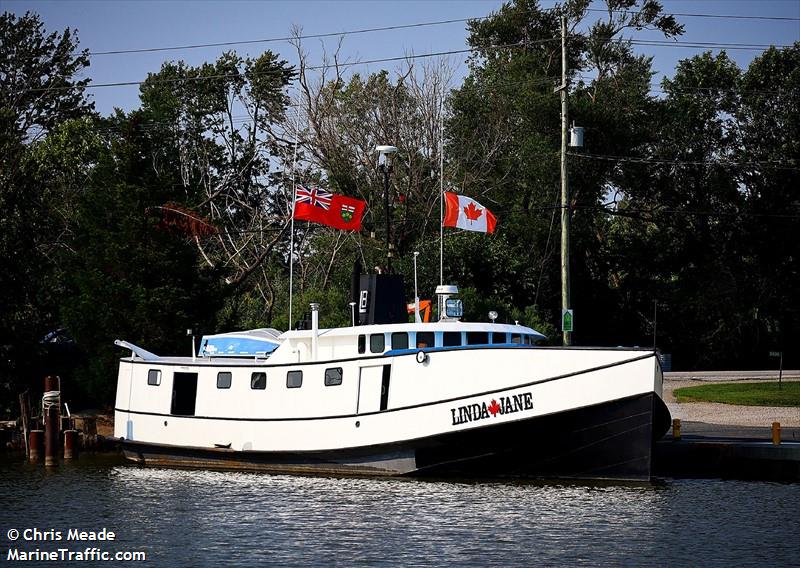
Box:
[200,336,280,357]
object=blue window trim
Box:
[384,343,533,356]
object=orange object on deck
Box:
[406,300,432,322]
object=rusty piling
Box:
[43,375,61,467]
[64,429,77,459]
[29,430,43,462]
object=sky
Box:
[3,0,799,116]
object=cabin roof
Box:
[279,321,545,341]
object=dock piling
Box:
[43,375,61,467]
[672,418,681,441]
[772,422,781,446]
[64,430,77,459]
[29,430,43,462]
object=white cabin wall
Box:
[114,362,132,410]
[129,365,173,414]
[185,361,362,420]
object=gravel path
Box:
[663,377,800,427]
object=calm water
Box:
[1,457,797,567]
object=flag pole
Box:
[288,93,301,330]
[439,91,444,287]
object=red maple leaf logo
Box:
[463,201,483,223]
[488,399,500,417]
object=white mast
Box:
[288,93,301,329]
[439,91,444,287]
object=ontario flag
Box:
[443,192,497,234]
[293,186,367,231]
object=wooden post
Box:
[672,418,681,441]
[29,430,43,462]
[772,422,781,445]
[44,405,59,466]
[64,430,77,459]
[43,375,61,467]
[19,391,31,459]
[559,14,572,346]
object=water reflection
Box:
[1,461,797,567]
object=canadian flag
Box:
[442,192,497,234]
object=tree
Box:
[447,0,682,341]
[137,52,295,324]
[287,33,456,317]
[0,12,94,416]
[57,112,225,404]
[605,45,800,369]
[734,45,800,367]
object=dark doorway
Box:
[171,372,198,416]
[380,365,391,411]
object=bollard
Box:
[44,375,60,395]
[29,430,44,462]
[44,404,59,467]
[672,418,681,441]
[43,375,61,467]
[772,422,781,446]
[64,429,77,459]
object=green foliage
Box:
[674,382,800,407]
[1,7,798,415]
[0,11,93,140]
[0,12,94,416]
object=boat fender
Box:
[415,351,428,364]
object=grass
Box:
[674,381,800,407]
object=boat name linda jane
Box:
[450,392,533,426]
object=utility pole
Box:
[559,15,572,346]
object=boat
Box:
[113,273,671,481]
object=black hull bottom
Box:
[122,393,670,481]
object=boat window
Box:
[467,332,489,345]
[287,370,303,388]
[325,368,343,386]
[523,335,533,345]
[370,334,385,353]
[217,372,232,389]
[391,332,409,350]
[250,372,266,390]
[443,332,461,347]
[416,331,435,348]
[147,369,161,386]
[358,334,366,354]
[491,332,507,344]
[511,334,522,344]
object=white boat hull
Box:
[114,347,669,480]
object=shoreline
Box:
[663,374,800,428]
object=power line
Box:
[12,41,550,94]
[578,204,800,221]
[568,152,799,171]
[522,202,800,220]
[87,17,488,57]
[84,9,800,58]
[586,8,800,22]
[16,33,795,97]
[628,39,794,51]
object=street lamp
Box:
[376,145,398,273]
